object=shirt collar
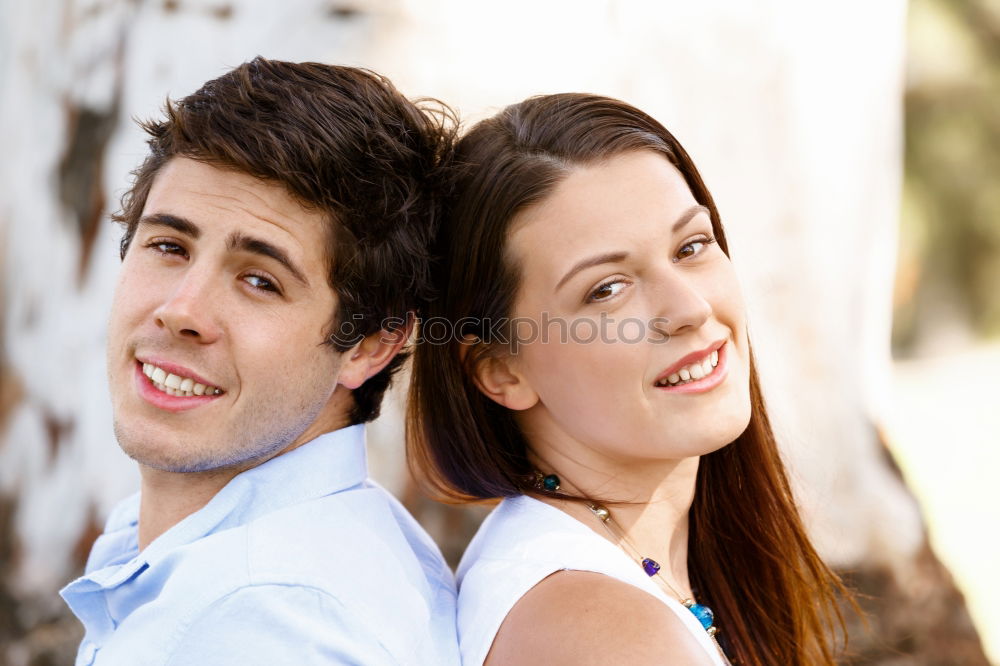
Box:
[113,424,369,573]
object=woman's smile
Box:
[652,340,729,393]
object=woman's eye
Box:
[675,236,717,262]
[587,279,629,303]
[243,274,279,293]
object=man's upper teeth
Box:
[142,362,220,396]
[657,350,719,386]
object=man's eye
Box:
[674,236,717,262]
[586,279,629,303]
[243,274,279,293]
[148,240,187,256]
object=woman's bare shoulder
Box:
[484,569,715,666]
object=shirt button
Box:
[80,641,98,664]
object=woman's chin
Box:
[647,406,752,460]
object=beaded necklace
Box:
[536,473,733,665]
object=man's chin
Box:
[120,444,228,474]
[114,426,290,476]
[115,426,225,475]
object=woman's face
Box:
[501,149,751,470]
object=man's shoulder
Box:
[243,483,451,591]
[161,478,454,601]
[187,482,454,609]
[142,484,457,664]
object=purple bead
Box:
[641,557,660,576]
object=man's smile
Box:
[134,358,226,412]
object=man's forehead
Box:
[141,158,334,284]
[146,158,311,225]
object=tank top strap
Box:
[456,495,729,666]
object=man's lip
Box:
[133,363,224,412]
[135,356,220,389]
[654,339,727,383]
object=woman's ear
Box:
[336,317,413,390]
[468,348,539,411]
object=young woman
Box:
[408,94,850,665]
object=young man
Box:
[60,58,458,665]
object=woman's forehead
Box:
[507,151,699,278]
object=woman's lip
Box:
[654,341,729,394]
[654,338,727,384]
[134,361,224,412]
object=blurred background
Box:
[0,0,997,664]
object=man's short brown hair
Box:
[114,56,455,424]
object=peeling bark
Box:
[41,411,73,463]
[58,102,118,280]
[0,231,21,444]
[0,364,22,448]
[0,337,24,451]
[71,505,103,572]
[0,495,20,647]
[840,544,991,665]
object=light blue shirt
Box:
[60,425,459,666]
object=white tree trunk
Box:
[0,1,989,663]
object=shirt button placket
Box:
[78,641,98,665]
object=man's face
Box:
[107,157,347,473]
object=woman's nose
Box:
[651,270,712,339]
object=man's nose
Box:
[153,269,223,343]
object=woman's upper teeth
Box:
[657,350,719,387]
[142,362,221,397]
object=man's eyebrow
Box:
[138,213,201,238]
[227,231,310,287]
[554,205,712,292]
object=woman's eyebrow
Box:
[556,251,629,292]
[554,205,711,292]
[672,204,710,232]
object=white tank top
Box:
[456,495,730,666]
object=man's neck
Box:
[136,465,242,551]
[134,400,356,551]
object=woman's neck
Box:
[531,439,700,599]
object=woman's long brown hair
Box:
[408,93,852,665]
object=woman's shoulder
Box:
[455,496,724,666]
[457,495,622,589]
[457,496,589,571]
[455,495,626,665]
[484,569,716,666]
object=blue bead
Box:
[641,557,660,576]
[687,603,715,630]
[542,474,560,491]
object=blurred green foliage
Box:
[895,0,1000,353]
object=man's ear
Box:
[336,317,414,390]
[467,346,539,411]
